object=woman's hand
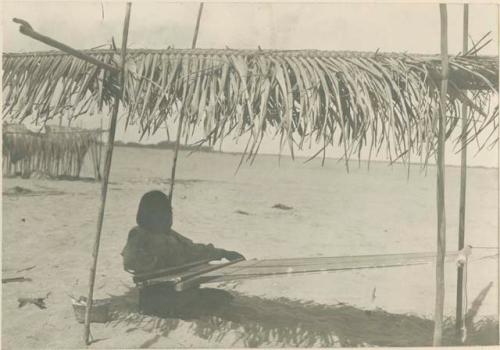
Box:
[224,250,245,261]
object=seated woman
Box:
[122,190,244,316]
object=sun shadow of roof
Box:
[103,283,498,347]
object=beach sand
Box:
[2,147,498,348]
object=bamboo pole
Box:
[191,3,204,49]
[497,7,500,345]
[434,3,448,346]
[83,3,131,345]
[456,4,469,341]
[100,121,105,179]
[168,2,204,201]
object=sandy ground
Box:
[2,147,498,348]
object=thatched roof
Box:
[2,46,498,166]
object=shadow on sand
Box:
[106,282,498,348]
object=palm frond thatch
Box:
[2,123,103,179]
[3,46,498,165]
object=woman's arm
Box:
[221,250,245,261]
[171,230,245,262]
[192,242,244,261]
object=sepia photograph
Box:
[1,1,499,348]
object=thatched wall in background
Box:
[2,123,103,179]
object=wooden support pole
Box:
[168,2,204,201]
[192,3,204,49]
[13,18,119,74]
[169,103,185,201]
[498,6,500,340]
[497,6,500,346]
[97,118,103,181]
[434,3,448,346]
[83,3,131,345]
[456,3,469,341]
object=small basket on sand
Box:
[71,296,110,324]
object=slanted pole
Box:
[83,3,131,345]
[192,3,204,49]
[168,2,204,201]
[434,3,448,346]
[456,4,469,341]
[13,18,119,74]
[97,118,104,181]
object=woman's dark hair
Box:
[136,190,172,233]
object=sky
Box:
[1,1,499,167]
